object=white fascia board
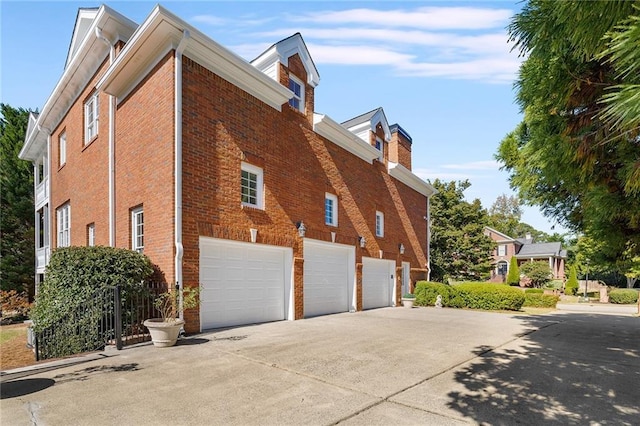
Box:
[388,162,437,197]
[371,108,391,142]
[98,5,292,111]
[313,113,380,164]
[19,5,136,161]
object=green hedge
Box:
[414,281,525,311]
[609,289,639,304]
[523,293,560,308]
[32,246,154,331]
[525,288,544,294]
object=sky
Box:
[0,0,569,235]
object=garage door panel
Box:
[362,257,394,310]
[200,238,287,330]
[303,240,352,318]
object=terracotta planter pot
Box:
[143,318,185,347]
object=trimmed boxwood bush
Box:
[523,293,560,308]
[609,289,639,304]
[414,281,525,311]
[454,282,525,311]
[565,266,579,295]
[32,246,154,331]
[525,288,544,294]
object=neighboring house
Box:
[484,227,566,283]
[19,5,436,333]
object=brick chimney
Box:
[389,124,412,170]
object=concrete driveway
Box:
[2,307,638,425]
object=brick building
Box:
[20,5,436,332]
[484,227,566,283]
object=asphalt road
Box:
[2,307,638,425]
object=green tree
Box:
[0,104,34,295]
[520,261,552,288]
[506,256,520,286]
[565,265,579,295]
[497,1,640,260]
[429,179,494,283]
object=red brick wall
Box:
[180,55,428,329]
[390,129,412,170]
[114,51,176,283]
[50,58,111,249]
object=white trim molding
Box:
[313,114,380,164]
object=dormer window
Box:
[288,75,304,113]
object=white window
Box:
[288,75,304,112]
[376,211,384,237]
[87,223,95,247]
[132,207,144,253]
[59,132,66,167]
[57,203,70,247]
[241,162,264,209]
[325,193,338,227]
[498,244,506,256]
[85,92,99,143]
[375,137,383,152]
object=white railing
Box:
[35,179,48,206]
[36,246,50,270]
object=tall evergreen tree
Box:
[506,256,520,286]
[0,104,34,294]
[429,179,494,283]
[497,1,640,260]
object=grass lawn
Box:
[0,323,37,370]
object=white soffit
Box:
[313,113,381,164]
[19,5,137,161]
[252,33,320,88]
[388,162,437,197]
[98,5,292,110]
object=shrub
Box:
[520,261,552,288]
[609,289,639,304]
[454,282,525,311]
[523,293,560,308]
[0,290,31,322]
[565,266,579,295]
[506,257,520,286]
[414,282,453,306]
[525,288,544,294]
[31,246,154,331]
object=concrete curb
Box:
[556,303,638,315]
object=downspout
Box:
[426,195,431,282]
[175,30,190,319]
[96,27,116,246]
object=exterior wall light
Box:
[399,243,405,254]
[359,236,366,248]
[297,221,306,238]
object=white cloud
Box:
[306,43,415,66]
[294,7,512,30]
[191,15,226,26]
[413,161,502,182]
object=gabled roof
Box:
[65,8,99,69]
[516,242,564,258]
[252,32,320,88]
[98,5,292,111]
[484,226,517,243]
[341,107,391,142]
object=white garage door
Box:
[199,237,291,330]
[303,239,355,318]
[362,257,395,310]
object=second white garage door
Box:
[362,257,395,310]
[199,237,292,330]
[303,239,355,318]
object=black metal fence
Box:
[34,282,167,361]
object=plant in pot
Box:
[401,293,416,308]
[144,284,200,347]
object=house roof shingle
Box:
[516,242,563,258]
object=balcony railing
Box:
[36,246,50,270]
[35,178,48,206]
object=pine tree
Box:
[0,104,34,295]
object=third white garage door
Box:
[362,257,395,310]
[199,237,292,330]
[303,239,355,318]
